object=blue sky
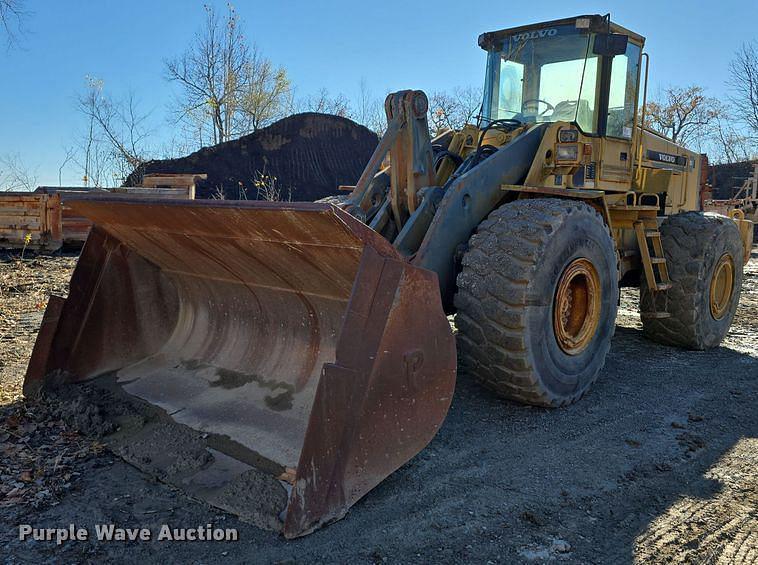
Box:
[0,0,755,186]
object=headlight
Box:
[558,129,579,143]
[555,143,579,162]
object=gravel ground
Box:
[0,254,76,406]
[0,249,756,564]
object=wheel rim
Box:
[709,253,735,320]
[553,258,602,355]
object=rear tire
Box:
[640,212,744,349]
[454,199,618,407]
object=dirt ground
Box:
[1,249,756,564]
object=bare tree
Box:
[355,78,373,124]
[165,5,243,145]
[300,88,352,117]
[354,78,386,134]
[428,91,458,133]
[158,135,197,160]
[58,146,76,187]
[727,41,758,138]
[78,77,152,170]
[75,76,153,186]
[165,4,290,146]
[0,0,29,48]
[297,82,386,134]
[81,90,97,186]
[709,114,754,163]
[74,133,118,188]
[644,85,720,146]
[236,48,292,132]
[0,153,37,191]
[428,86,482,134]
[85,143,117,188]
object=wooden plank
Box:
[0,202,45,211]
[115,187,191,196]
[0,203,44,211]
[0,196,45,201]
[1,230,44,240]
[0,222,42,230]
[0,210,44,220]
[0,216,43,226]
[46,193,62,243]
[0,195,44,201]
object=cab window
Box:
[606,42,642,138]
[538,55,599,133]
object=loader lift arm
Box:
[341,90,435,233]
[341,89,548,308]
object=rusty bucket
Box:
[25,197,456,537]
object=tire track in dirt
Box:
[635,438,758,564]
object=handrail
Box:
[635,53,650,186]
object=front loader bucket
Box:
[25,197,456,537]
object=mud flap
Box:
[24,197,456,538]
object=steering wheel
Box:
[521,98,554,116]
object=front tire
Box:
[640,212,744,349]
[454,199,618,407]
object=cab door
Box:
[598,40,642,191]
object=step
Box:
[651,257,667,264]
[655,283,672,291]
[645,230,661,237]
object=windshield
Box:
[483,25,600,133]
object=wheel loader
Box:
[25,14,753,537]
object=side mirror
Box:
[593,33,628,56]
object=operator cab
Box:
[479,15,645,139]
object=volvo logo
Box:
[512,28,558,41]
[646,150,688,167]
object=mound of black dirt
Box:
[126,113,378,201]
[709,159,758,199]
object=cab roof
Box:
[478,14,645,50]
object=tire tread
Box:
[455,198,617,407]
